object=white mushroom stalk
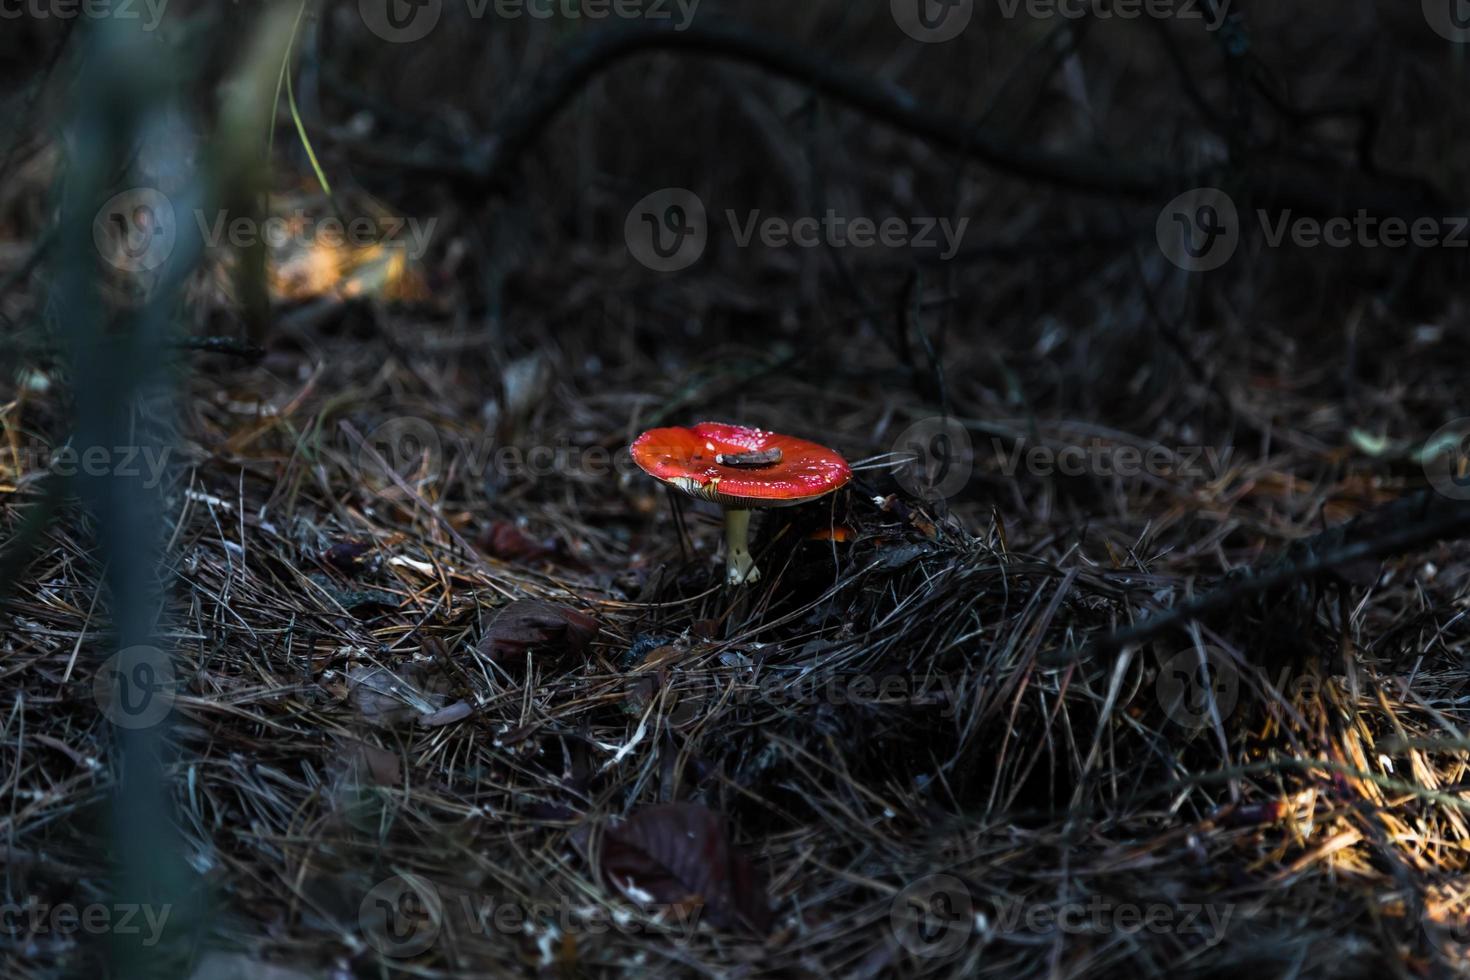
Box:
[723,508,758,585]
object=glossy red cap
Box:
[630,422,852,507]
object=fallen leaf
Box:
[348,740,403,786]
[599,802,771,933]
[347,664,444,727]
[322,540,373,572]
[630,645,683,672]
[478,600,599,670]
[479,521,555,562]
[689,619,721,641]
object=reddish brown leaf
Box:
[689,619,721,641]
[322,540,373,572]
[479,521,554,562]
[599,802,772,933]
[348,740,403,787]
[479,600,598,670]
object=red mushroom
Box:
[631,422,852,585]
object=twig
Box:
[347,20,1448,221]
[1064,490,1470,662]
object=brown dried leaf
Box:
[690,619,722,641]
[349,740,402,787]
[322,540,373,572]
[599,802,772,933]
[479,521,554,562]
[347,664,444,727]
[478,600,599,670]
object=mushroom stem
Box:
[723,508,760,585]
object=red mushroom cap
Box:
[630,422,852,507]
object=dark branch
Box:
[1062,490,1470,663]
[348,20,1447,220]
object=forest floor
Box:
[5,3,1470,978]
